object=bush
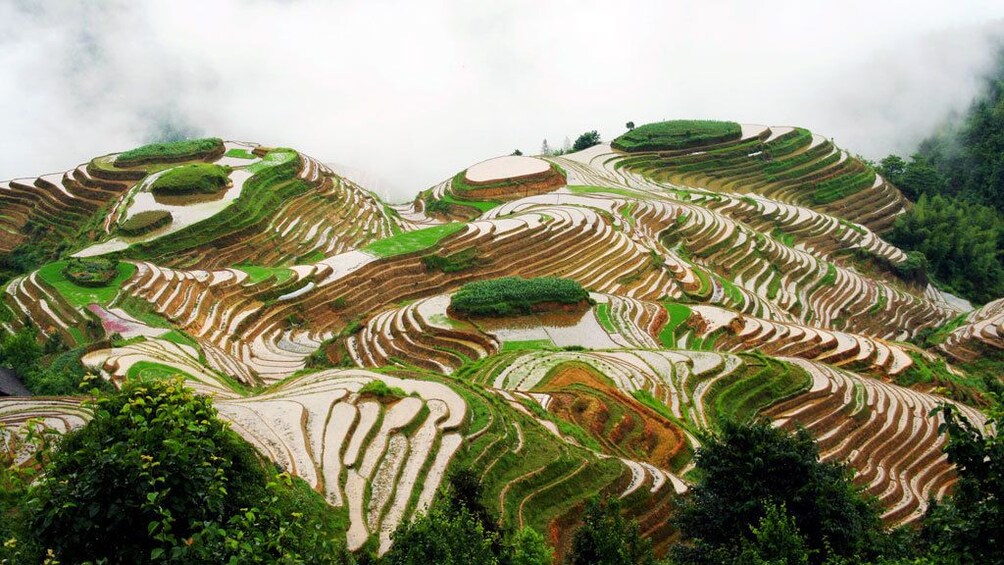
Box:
[672,419,889,565]
[566,496,655,565]
[612,120,742,152]
[150,163,231,196]
[119,210,173,236]
[62,257,119,287]
[359,379,407,399]
[573,130,602,152]
[450,276,590,317]
[115,138,224,166]
[29,377,351,563]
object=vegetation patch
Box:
[118,210,172,236]
[61,257,119,287]
[450,276,590,317]
[233,264,295,285]
[150,163,232,196]
[421,247,484,273]
[223,148,257,159]
[38,260,136,307]
[612,120,742,152]
[359,379,408,400]
[363,222,465,257]
[115,137,224,166]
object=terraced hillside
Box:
[1,123,998,558]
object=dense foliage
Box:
[150,163,232,196]
[573,131,602,152]
[115,137,224,166]
[886,193,1004,302]
[450,276,590,317]
[385,469,551,565]
[672,419,888,565]
[0,327,104,395]
[26,377,351,564]
[916,49,1004,211]
[61,257,119,287]
[612,120,741,152]
[565,496,655,565]
[918,385,1003,564]
[877,48,1004,304]
[119,210,173,236]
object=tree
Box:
[887,193,1004,302]
[512,149,523,156]
[508,526,553,565]
[919,386,1003,564]
[29,376,350,563]
[565,496,654,565]
[737,503,810,565]
[672,419,887,565]
[385,503,500,565]
[541,139,551,155]
[572,131,602,152]
[626,121,635,130]
[562,137,572,153]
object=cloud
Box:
[1,0,1003,201]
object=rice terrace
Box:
[0,117,1002,563]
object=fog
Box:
[1,0,1003,202]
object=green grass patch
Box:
[612,120,742,152]
[501,339,554,352]
[115,137,223,166]
[233,264,295,285]
[595,303,616,333]
[119,210,172,236]
[451,276,589,317]
[439,191,500,212]
[125,360,195,381]
[62,257,120,287]
[245,148,298,174]
[659,302,693,347]
[160,330,200,350]
[37,261,137,308]
[565,184,650,199]
[421,247,484,273]
[223,148,257,159]
[363,222,465,258]
[150,163,231,196]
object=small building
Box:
[0,368,31,397]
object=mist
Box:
[1,0,1003,202]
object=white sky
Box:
[1,0,1003,202]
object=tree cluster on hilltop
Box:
[879,46,1004,304]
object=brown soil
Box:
[539,363,685,468]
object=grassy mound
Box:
[115,138,224,166]
[150,164,232,196]
[450,276,589,317]
[62,257,119,288]
[612,120,742,152]
[119,210,172,236]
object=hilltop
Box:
[0,121,1000,560]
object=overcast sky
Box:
[2,1,1003,202]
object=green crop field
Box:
[37,260,137,307]
[612,120,742,152]
[115,137,224,166]
[363,222,465,257]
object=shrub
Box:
[612,120,742,152]
[573,130,602,152]
[359,379,407,399]
[29,377,350,563]
[115,138,224,166]
[449,276,590,317]
[150,163,231,196]
[61,257,119,287]
[119,210,172,236]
